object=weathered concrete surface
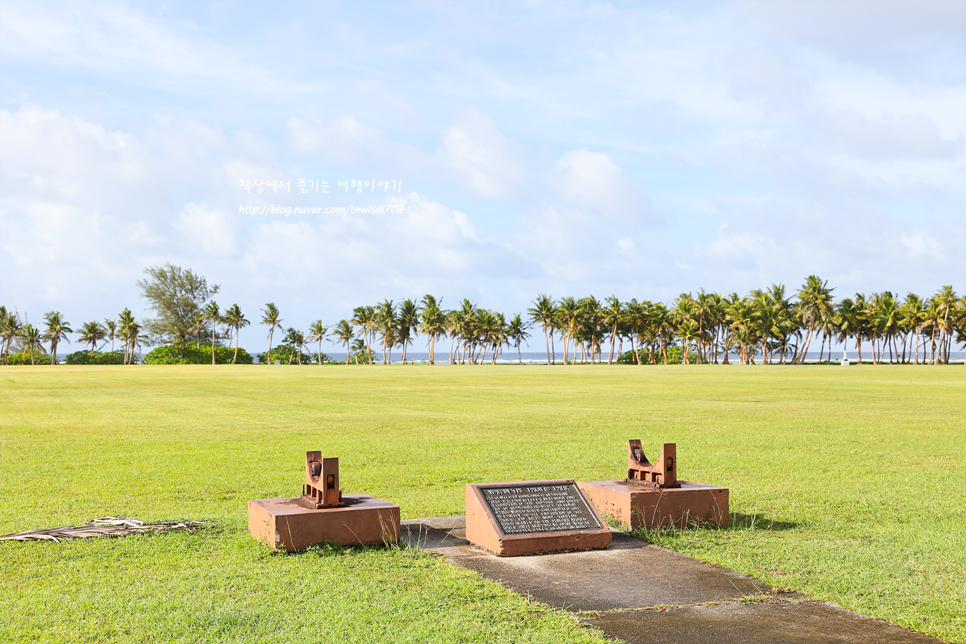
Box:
[402,516,768,611]
[586,601,943,644]
[402,517,944,644]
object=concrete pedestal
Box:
[248,494,400,552]
[578,480,728,529]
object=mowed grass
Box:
[1,365,963,643]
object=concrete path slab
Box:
[401,517,944,644]
[587,602,942,644]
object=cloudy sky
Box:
[1,0,963,351]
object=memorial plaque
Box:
[465,479,612,556]
[479,483,603,535]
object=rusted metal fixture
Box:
[302,451,344,508]
[249,451,401,551]
[626,440,680,488]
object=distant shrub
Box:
[347,348,377,364]
[142,344,253,365]
[4,348,50,365]
[256,344,318,365]
[66,350,126,365]
[617,345,698,365]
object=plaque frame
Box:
[465,479,613,556]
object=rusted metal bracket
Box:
[625,440,680,488]
[301,451,344,508]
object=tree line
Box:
[1,267,962,366]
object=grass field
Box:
[1,365,963,643]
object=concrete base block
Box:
[248,494,400,552]
[578,480,728,529]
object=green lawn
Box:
[1,365,963,643]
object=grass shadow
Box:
[627,512,803,543]
[727,511,801,532]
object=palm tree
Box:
[835,297,862,363]
[396,299,419,364]
[932,285,957,364]
[308,319,329,365]
[42,311,72,365]
[506,313,531,364]
[78,321,107,354]
[794,275,834,363]
[203,301,221,365]
[726,297,757,365]
[283,327,306,365]
[171,326,192,360]
[117,309,139,364]
[556,297,580,364]
[528,294,556,365]
[898,293,925,363]
[19,323,42,365]
[188,312,205,349]
[0,307,16,365]
[418,295,447,365]
[223,304,249,364]
[603,296,623,364]
[693,290,717,363]
[717,294,739,364]
[579,296,603,363]
[332,320,354,364]
[260,303,282,365]
[103,319,117,353]
[375,299,397,364]
[450,300,477,364]
[350,306,375,364]
[349,338,367,365]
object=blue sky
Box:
[1,0,964,351]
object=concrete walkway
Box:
[401,517,944,644]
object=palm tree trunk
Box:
[797,315,816,364]
[608,326,618,364]
[212,323,216,366]
[267,330,274,365]
[233,328,240,364]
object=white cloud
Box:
[0,2,299,95]
[901,231,944,260]
[173,203,239,258]
[289,115,383,160]
[549,149,660,227]
[818,110,962,160]
[737,0,966,84]
[439,110,527,199]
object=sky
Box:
[1,0,964,353]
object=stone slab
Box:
[249,494,400,551]
[403,517,767,610]
[586,600,943,644]
[579,480,729,529]
[465,480,612,556]
[402,517,944,644]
